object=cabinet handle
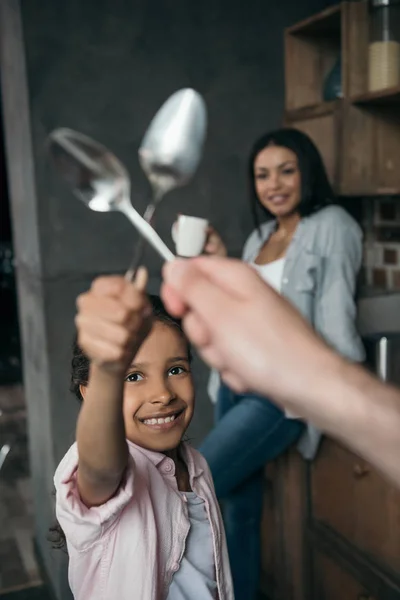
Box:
[353,463,370,478]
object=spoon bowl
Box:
[139,87,207,198]
[48,88,207,277]
[127,88,207,278]
[48,127,175,263]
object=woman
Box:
[200,128,365,600]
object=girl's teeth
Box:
[144,415,176,425]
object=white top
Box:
[210,207,365,460]
[251,257,285,293]
[251,257,297,419]
[207,256,298,417]
[167,491,217,599]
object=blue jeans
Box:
[199,383,305,600]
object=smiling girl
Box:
[53,270,233,600]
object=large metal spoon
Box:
[48,127,175,270]
[127,87,207,279]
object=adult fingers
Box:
[160,282,188,318]
[182,311,211,348]
[219,370,247,394]
[190,257,267,298]
[164,257,263,304]
[162,259,240,328]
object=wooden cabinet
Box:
[284,2,400,196]
[260,451,309,600]
[312,553,377,600]
[284,103,342,187]
[258,5,400,596]
[312,439,400,575]
[340,100,400,196]
[284,6,342,111]
[260,439,400,600]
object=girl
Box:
[53,271,233,600]
[202,128,365,600]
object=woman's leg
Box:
[199,385,305,600]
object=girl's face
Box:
[121,321,194,453]
[253,145,302,218]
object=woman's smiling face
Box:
[253,145,302,218]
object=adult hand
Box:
[162,257,400,490]
[161,257,333,406]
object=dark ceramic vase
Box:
[323,56,342,101]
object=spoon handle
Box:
[0,444,11,473]
[125,203,156,282]
[121,201,175,265]
[125,238,146,282]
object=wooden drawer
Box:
[311,438,400,574]
[313,551,377,600]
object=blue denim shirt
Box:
[243,205,365,363]
[209,205,365,460]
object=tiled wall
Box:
[362,198,400,291]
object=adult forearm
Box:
[325,362,400,487]
[161,257,400,485]
[284,354,400,487]
[76,364,128,481]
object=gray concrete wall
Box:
[1,0,336,597]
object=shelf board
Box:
[287,3,341,37]
[284,101,339,122]
[340,186,400,197]
[352,86,400,106]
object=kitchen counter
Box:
[357,291,400,336]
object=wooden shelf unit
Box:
[284,1,400,196]
[285,5,343,111]
[284,101,342,192]
[259,5,400,598]
[352,85,400,106]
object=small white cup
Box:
[172,215,209,257]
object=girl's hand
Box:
[75,268,152,374]
[204,226,227,257]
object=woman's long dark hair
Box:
[48,294,190,552]
[248,128,334,232]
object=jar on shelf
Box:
[368,0,400,92]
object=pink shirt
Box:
[54,441,233,600]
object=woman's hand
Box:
[75,268,152,374]
[204,226,228,257]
